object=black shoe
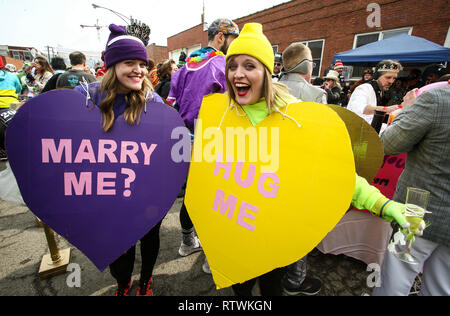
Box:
[283,277,321,296]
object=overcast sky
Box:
[1,0,289,53]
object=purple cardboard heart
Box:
[6,90,188,271]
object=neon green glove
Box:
[384,201,427,242]
[352,175,408,228]
[352,175,427,241]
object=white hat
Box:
[5,64,16,72]
[325,70,339,82]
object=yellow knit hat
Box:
[226,23,275,74]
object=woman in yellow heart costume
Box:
[186,23,424,295]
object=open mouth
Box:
[235,82,250,97]
[129,76,143,83]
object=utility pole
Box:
[202,0,208,31]
[45,46,56,60]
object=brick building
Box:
[0,56,24,72]
[167,0,450,78]
[147,44,169,64]
[0,45,44,72]
[0,45,36,62]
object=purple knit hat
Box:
[104,24,148,69]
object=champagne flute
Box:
[390,188,430,264]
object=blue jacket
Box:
[0,70,22,108]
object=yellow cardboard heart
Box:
[185,94,355,289]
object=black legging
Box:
[179,201,194,231]
[109,220,163,286]
[232,267,287,296]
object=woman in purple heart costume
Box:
[74,23,163,297]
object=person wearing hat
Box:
[4,64,17,73]
[177,51,187,68]
[0,58,22,108]
[334,60,346,84]
[167,18,240,273]
[347,59,404,125]
[167,17,240,131]
[224,23,298,296]
[222,24,423,296]
[74,23,167,296]
[272,53,283,82]
[334,59,350,105]
[323,70,343,105]
[279,43,327,104]
[242,36,324,297]
[334,60,344,72]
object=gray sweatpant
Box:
[373,237,450,296]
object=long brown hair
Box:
[100,66,153,132]
[34,56,54,75]
[157,59,176,81]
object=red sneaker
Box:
[137,278,153,296]
[115,280,132,296]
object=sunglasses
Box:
[274,63,282,67]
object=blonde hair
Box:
[100,67,153,132]
[225,56,293,113]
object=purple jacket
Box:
[74,82,165,119]
[168,53,227,132]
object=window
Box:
[352,27,412,78]
[445,26,450,48]
[272,45,279,55]
[12,50,22,60]
[0,45,8,57]
[355,33,379,48]
[24,51,33,61]
[293,39,325,77]
[354,27,412,49]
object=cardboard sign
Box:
[6,90,189,271]
[326,105,384,184]
[372,153,406,199]
[354,153,406,214]
[185,94,355,289]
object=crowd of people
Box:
[0,17,449,297]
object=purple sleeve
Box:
[211,57,227,94]
[149,92,165,104]
[167,70,180,105]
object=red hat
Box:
[334,60,344,70]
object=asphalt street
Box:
[0,200,379,296]
[0,158,388,297]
